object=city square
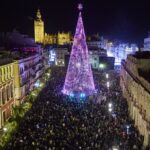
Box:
[0,1,150,150]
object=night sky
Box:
[0,0,150,46]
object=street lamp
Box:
[108,107,112,112]
[99,63,105,69]
[113,148,119,150]
[107,82,110,88]
[126,125,130,134]
[112,146,119,150]
[106,73,109,79]
[3,127,7,132]
[108,103,112,108]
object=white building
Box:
[120,51,150,148]
[144,32,150,51]
[103,42,138,66]
[55,48,69,66]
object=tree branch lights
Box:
[62,5,96,98]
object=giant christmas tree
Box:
[62,4,96,98]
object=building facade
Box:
[0,62,16,128]
[144,32,150,51]
[14,54,44,104]
[57,32,71,45]
[89,48,107,69]
[120,52,150,148]
[55,48,69,66]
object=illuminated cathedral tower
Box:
[34,9,44,43]
[62,4,96,98]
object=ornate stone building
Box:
[0,51,46,128]
[0,61,16,128]
[120,51,150,148]
[34,9,71,45]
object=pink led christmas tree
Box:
[62,4,96,97]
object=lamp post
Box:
[126,125,130,134]
[108,102,113,113]
[112,146,119,150]
[107,81,110,89]
[3,127,7,132]
[99,63,105,72]
[106,73,109,79]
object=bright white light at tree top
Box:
[62,4,96,98]
[78,3,83,11]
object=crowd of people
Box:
[5,67,143,150]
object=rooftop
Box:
[138,69,150,83]
[132,51,150,59]
[0,50,37,66]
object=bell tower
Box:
[34,9,44,43]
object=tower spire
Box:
[36,9,42,20]
[62,4,96,98]
[78,3,83,11]
[34,9,44,43]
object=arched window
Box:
[6,86,10,101]
[2,88,5,104]
[5,87,8,102]
[10,84,13,98]
[5,67,7,80]
[1,68,4,82]
[7,66,10,79]
[10,65,13,77]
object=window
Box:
[10,84,13,98]
[2,89,5,104]
[7,86,10,101]
[5,67,8,80]
[3,111,6,123]
[0,90,2,105]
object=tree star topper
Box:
[78,3,83,11]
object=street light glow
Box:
[112,146,119,150]
[126,125,130,129]
[109,108,112,112]
[107,82,110,88]
[99,64,105,69]
[3,127,7,132]
[108,103,112,108]
[113,148,119,150]
[106,73,109,79]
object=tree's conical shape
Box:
[62,9,96,98]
